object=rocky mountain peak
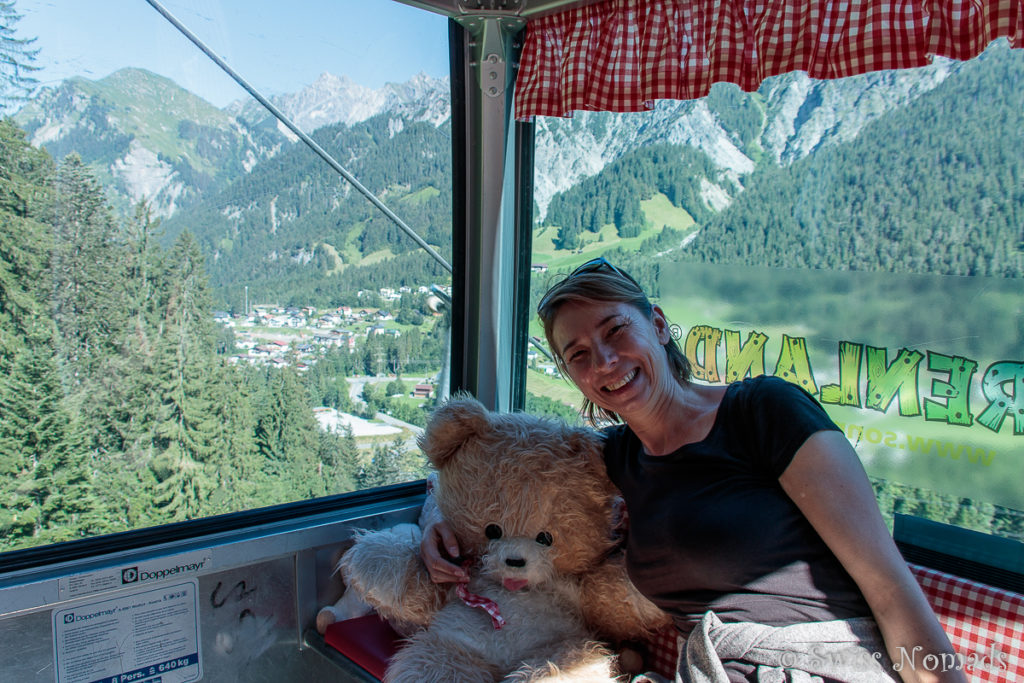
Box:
[265,71,450,132]
[12,52,970,224]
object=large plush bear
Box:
[321,395,670,682]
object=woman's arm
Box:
[779,430,967,683]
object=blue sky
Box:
[15,0,451,107]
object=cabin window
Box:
[0,0,451,553]
[522,3,1023,541]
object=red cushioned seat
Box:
[643,565,1024,682]
[323,613,402,680]
[909,564,1024,683]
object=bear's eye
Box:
[535,531,553,546]
[485,524,503,540]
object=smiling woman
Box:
[525,259,968,682]
[538,257,692,427]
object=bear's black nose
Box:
[505,558,526,568]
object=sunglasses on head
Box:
[566,256,641,287]
[538,256,645,312]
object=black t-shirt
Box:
[602,375,871,638]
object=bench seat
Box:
[323,563,1024,681]
[323,613,402,681]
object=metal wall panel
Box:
[0,500,422,682]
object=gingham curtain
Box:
[514,0,1024,119]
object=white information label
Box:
[53,580,202,683]
[58,550,212,600]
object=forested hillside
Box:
[162,112,453,310]
[680,45,1024,278]
[0,119,426,551]
[18,44,1019,316]
[534,45,1023,280]
[542,144,719,249]
[14,68,279,218]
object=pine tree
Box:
[49,154,126,388]
[252,366,324,502]
[95,204,165,459]
[122,203,163,356]
[0,0,39,109]
[0,118,80,549]
[357,437,408,490]
[317,427,359,495]
[0,324,97,549]
[202,363,260,514]
[0,118,52,356]
[149,232,221,521]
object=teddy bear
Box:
[318,395,670,682]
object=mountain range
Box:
[11,42,1022,307]
[13,53,961,221]
[13,67,451,219]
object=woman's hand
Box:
[420,520,468,584]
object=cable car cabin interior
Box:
[1,0,1022,681]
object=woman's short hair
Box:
[536,259,691,424]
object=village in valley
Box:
[211,283,451,441]
[214,281,552,378]
[216,284,448,373]
[211,280,560,444]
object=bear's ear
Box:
[417,393,490,469]
[567,428,610,480]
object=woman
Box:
[423,258,964,683]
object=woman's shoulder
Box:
[722,375,833,429]
[727,375,838,437]
[727,374,815,404]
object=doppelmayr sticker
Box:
[58,550,212,600]
[53,580,201,683]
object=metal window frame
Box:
[894,514,1024,593]
[401,0,600,411]
[448,14,533,411]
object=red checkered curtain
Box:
[515,0,1024,119]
